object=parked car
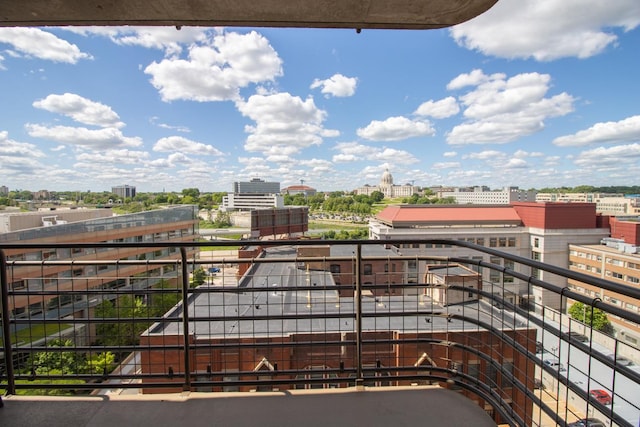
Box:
[606,354,634,366]
[543,358,566,372]
[568,418,606,427]
[564,331,589,343]
[589,389,612,405]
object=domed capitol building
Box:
[355,169,418,198]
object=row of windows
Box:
[570,250,602,262]
[569,261,602,274]
[604,270,640,284]
[6,228,193,261]
[399,236,517,249]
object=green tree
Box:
[85,351,116,375]
[370,191,384,203]
[94,296,148,347]
[191,267,207,288]
[29,339,86,375]
[212,210,231,227]
[148,280,181,317]
[182,188,200,198]
[568,302,613,333]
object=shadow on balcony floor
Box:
[0,386,497,427]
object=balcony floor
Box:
[0,386,497,427]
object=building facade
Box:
[282,185,317,197]
[567,217,640,348]
[233,178,280,194]
[221,193,284,211]
[0,207,112,234]
[222,178,283,211]
[140,245,536,425]
[356,169,418,198]
[437,187,537,205]
[112,184,136,199]
[369,203,610,310]
[536,192,640,215]
[1,205,198,322]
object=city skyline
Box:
[1,0,639,192]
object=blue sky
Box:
[1,0,640,193]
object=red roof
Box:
[377,205,522,226]
[284,185,315,191]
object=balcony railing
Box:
[1,239,640,427]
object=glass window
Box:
[363,264,372,275]
[501,360,514,388]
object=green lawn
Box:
[10,323,72,344]
[200,245,242,251]
[308,221,367,231]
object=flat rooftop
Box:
[147,246,520,338]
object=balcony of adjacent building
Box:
[1,239,640,427]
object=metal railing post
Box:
[180,247,191,392]
[0,249,16,395]
[355,243,363,388]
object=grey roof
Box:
[148,246,521,338]
[428,266,478,277]
[330,244,399,257]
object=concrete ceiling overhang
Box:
[1,0,498,30]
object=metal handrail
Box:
[1,239,639,427]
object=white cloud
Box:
[332,141,372,157]
[450,0,640,61]
[310,73,358,98]
[443,151,458,157]
[332,153,357,163]
[0,131,46,158]
[266,154,295,164]
[300,158,333,172]
[0,131,47,173]
[504,158,528,169]
[574,143,640,166]
[432,162,461,170]
[33,93,124,128]
[145,30,282,102]
[464,150,504,160]
[332,141,417,164]
[67,26,209,57]
[357,116,435,141]
[414,96,460,118]
[447,69,503,90]
[237,92,336,154]
[154,136,224,156]
[514,150,544,158]
[553,115,640,147]
[447,70,574,145]
[370,148,419,164]
[76,149,150,165]
[0,28,91,63]
[26,124,143,149]
[149,117,191,133]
